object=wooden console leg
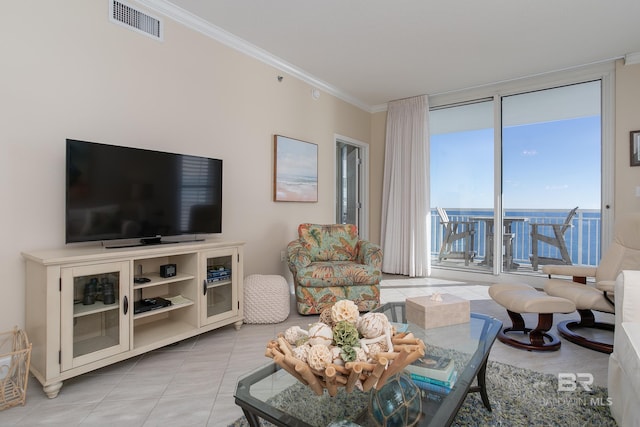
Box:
[234,320,243,331]
[43,381,63,398]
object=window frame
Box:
[428,61,614,278]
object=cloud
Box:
[545,184,569,191]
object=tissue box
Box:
[406,294,470,329]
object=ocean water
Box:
[275,173,318,202]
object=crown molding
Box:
[134,0,374,113]
[625,52,640,66]
[370,103,389,113]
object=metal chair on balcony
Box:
[530,206,579,271]
[436,207,476,266]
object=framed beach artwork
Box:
[273,135,318,202]
[631,130,640,167]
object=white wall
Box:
[615,60,640,217]
[0,1,372,331]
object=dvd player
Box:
[134,297,172,314]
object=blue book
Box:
[412,377,454,395]
[410,369,458,388]
[405,354,455,382]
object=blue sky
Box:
[430,115,601,210]
[276,135,318,179]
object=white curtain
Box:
[380,95,430,277]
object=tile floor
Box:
[0,277,613,426]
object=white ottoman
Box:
[243,274,290,324]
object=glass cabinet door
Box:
[60,261,130,371]
[200,248,238,325]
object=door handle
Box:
[123,295,129,315]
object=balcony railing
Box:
[431,208,601,269]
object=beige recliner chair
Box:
[543,212,640,353]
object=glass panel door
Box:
[430,100,494,271]
[61,261,129,371]
[201,248,238,325]
[336,141,360,228]
[502,81,602,273]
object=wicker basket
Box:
[266,331,425,397]
[0,328,32,411]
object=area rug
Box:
[229,359,616,426]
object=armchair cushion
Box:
[294,261,380,287]
[298,223,360,261]
[544,279,614,312]
[541,265,597,278]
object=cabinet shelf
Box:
[133,295,194,320]
[133,318,196,349]
[133,272,195,289]
[73,301,120,318]
[206,279,231,289]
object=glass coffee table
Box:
[235,302,502,427]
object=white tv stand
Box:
[22,240,244,398]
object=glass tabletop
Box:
[235,302,502,427]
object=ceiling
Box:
[148,0,640,111]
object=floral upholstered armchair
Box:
[287,223,383,315]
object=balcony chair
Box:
[529,206,579,271]
[436,207,476,266]
[543,212,640,353]
[287,223,382,315]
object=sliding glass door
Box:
[430,80,602,275]
[430,100,494,271]
[502,81,602,271]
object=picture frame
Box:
[273,135,318,202]
[631,130,640,167]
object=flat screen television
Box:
[66,139,222,246]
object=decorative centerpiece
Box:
[265,300,426,396]
[369,372,422,427]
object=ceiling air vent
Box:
[109,0,163,41]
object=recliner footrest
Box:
[489,283,576,351]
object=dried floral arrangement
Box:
[265,300,426,396]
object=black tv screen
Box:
[66,139,222,245]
